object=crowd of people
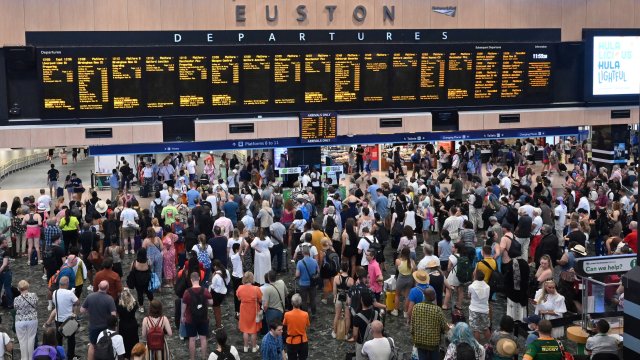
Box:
[0,139,631,360]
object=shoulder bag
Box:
[55,290,79,338]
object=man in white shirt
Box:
[361,320,395,360]
[357,227,373,267]
[300,171,311,189]
[119,202,139,254]
[553,197,568,243]
[158,159,175,187]
[37,189,52,212]
[500,175,512,193]
[142,163,153,186]
[95,315,125,360]
[185,155,197,182]
[442,207,463,242]
[159,183,170,205]
[213,212,234,238]
[45,276,79,359]
[531,208,543,236]
[417,244,440,271]
[205,189,219,218]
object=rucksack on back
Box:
[94,330,116,360]
[196,245,211,270]
[322,251,340,278]
[480,260,504,294]
[506,235,522,258]
[454,254,473,284]
[146,317,165,351]
[188,288,208,324]
[357,311,379,344]
[212,348,236,360]
[153,199,164,220]
[33,345,58,360]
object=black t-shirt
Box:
[567,230,586,247]
[356,147,364,159]
[353,308,379,344]
[208,236,228,267]
[47,169,59,182]
[80,231,98,257]
[44,245,65,273]
[70,178,82,189]
[0,248,9,272]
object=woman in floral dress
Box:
[162,225,177,287]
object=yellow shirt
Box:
[59,216,79,231]
[475,257,497,283]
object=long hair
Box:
[536,279,556,305]
[450,322,480,353]
[119,287,138,312]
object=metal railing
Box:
[0,152,53,183]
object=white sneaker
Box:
[252,346,259,353]
[47,303,52,311]
[403,311,408,318]
[331,331,336,339]
[390,309,399,317]
[321,299,328,305]
[38,260,43,264]
[42,274,47,280]
[87,285,93,292]
[125,250,129,255]
[139,307,145,313]
[243,347,249,353]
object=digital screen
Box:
[36,43,555,118]
[300,111,337,144]
[591,36,640,96]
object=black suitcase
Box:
[139,185,150,198]
[493,168,502,178]
[437,173,447,183]
[558,163,567,172]
[56,187,64,198]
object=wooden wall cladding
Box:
[0,0,638,45]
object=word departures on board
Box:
[299,112,338,144]
[37,44,554,119]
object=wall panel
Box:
[225,0,259,29]
[402,0,431,28]
[404,114,431,133]
[131,124,163,143]
[0,0,26,45]
[484,0,510,29]
[257,120,289,137]
[127,0,162,30]
[24,0,61,31]
[510,0,537,28]
[194,121,227,141]
[60,0,95,30]
[610,0,635,28]
[457,0,485,28]
[562,0,587,42]
[586,0,611,27]
[30,127,65,148]
[93,0,128,30]
[161,0,195,30]
[374,0,402,28]
[534,0,562,29]
[345,0,376,28]
[192,0,227,30]
[458,113,484,131]
[636,0,640,27]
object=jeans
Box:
[516,237,530,261]
[56,320,76,359]
[299,285,316,315]
[417,347,441,360]
[0,271,13,307]
[16,319,38,360]
[270,242,284,271]
[286,342,308,360]
[264,308,283,332]
[232,276,242,313]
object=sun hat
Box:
[95,200,108,214]
[412,270,430,285]
[496,338,518,357]
[571,244,587,256]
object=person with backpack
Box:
[182,272,213,360]
[44,276,79,360]
[81,280,117,360]
[320,239,340,304]
[333,261,355,339]
[443,322,485,360]
[443,242,470,312]
[94,315,125,360]
[141,300,172,359]
[351,291,380,360]
[365,249,384,302]
[361,320,397,360]
[191,234,213,283]
[295,245,319,316]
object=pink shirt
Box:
[368,259,383,293]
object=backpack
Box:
[374,223,390,246]
[212,348,236,360]
[152,199,164,220]
[325,216,338,241]
[188,287,208,324]
[94,330,116,360]
[174,270,190,298]
[364,236,383,260]
[411,153,419,164]
[32,345,59,360]
[322,250,340,278]
[454,254,473,284]
[47,265,69,291]
[506,235,522,258]
[507,151,514,161]
[295,244,310,262]
[299,206,310,222]
[273,194,283,209]
[196,245,211,270]
[387,338,399,360]
[473,193,484,209]
[146,317,165,351]
[505,206,519,226]
[356,311,379,344]
[480,260,504,294]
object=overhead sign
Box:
[279,167,301,175]
[575,254,637,277]
[300,112,338,144]
[90,126,580,156]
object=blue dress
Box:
[146,242,163,288]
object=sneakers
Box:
[87,285,93,292]
[321,299,328,305]
[252,346,259,353]
[47,303,52,311]
[331,331,336,339]
[403,311,408,319]
[42,274,47,280]
[38,260,43,264]
[390,309,399,317]
[243,347,249,353]
[139,307,145,313]
[124,250,129,255]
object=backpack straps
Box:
[480,260,496,273]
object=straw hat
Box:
[426,259,440,269]
[321,239,332,250]
[496,338,518,357]
[412,270,430,285]
[571,244,587,256]
[95,200,108,214]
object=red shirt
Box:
[624,230,637,253]
[182,286,212,324]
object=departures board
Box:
[37,43,554,118]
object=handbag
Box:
[556,340,575,360]
[301,258,320,287]
[148,272,161,292]
[335,314,346,340]
[255,288,263,323]
[55,291,79,338]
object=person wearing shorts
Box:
[47,164,59,197]
[81,280,117,359]
[22,206,42,264]
[181,272,212,360]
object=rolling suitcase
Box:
[437,173,447,183]
[56,187,64,198]
[558,163,567,172]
